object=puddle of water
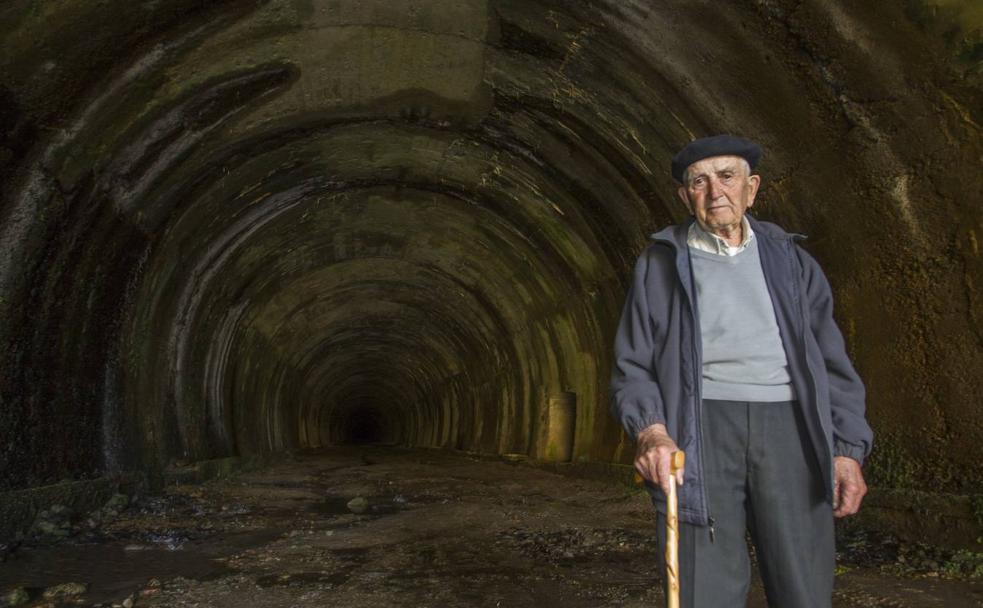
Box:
[313,495,407,517]
[329,546,371,562]
[255,570,351,588]
[0,528,283,606]
[0,541,227,604]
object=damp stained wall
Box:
[0,0,980,501]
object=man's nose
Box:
[706,176,721,199]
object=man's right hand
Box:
[635,423,684,496]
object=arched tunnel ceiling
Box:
[0,0,980,493]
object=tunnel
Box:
[0,0,981,605]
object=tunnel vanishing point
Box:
[0,0,981,538]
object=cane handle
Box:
[670,450,685,476]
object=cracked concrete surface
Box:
[4,449,981,607]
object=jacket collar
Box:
[649,216,694,250]
[649,214,805,248]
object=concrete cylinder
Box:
[537,392,576,462]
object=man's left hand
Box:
[833,456,867,518]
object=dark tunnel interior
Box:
[0,0,981,561]
[329,400,397,445]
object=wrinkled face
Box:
[676,155,760,235]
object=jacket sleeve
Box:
[799,247,874,464]
[610,249,667,441]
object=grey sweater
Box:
[690,242,796,402]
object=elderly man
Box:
[610,135,873,607]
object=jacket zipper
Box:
[681,241,714,540]
[657,228,714,539]
[694,307,714,543]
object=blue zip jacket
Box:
[610,215,873,525]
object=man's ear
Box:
[677,186,693,214]
[746,174,761,207]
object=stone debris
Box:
[346,496,369,514]
[220,503,251,515]
[0,541,21,563]
[108,493,131,511]
[101,493,131,517]
[497,526,651,564]
[137,578,163,601]
[41,581,88,599]
[2,587,30,606]
[136,531,188,551]
[837,527,983,579]
[30,505,73,540]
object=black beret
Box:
[671,134,762,183]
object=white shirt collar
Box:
[687,216,754,256]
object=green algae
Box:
[865,431,921,490]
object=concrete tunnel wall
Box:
[0,1,980,497]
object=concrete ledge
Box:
[523,458,640,488]
[0,473,144,543]
[9,450,973,551]
[163,453,281,485]
[0,452,282,543]
[451,448,643,487]
[510,455,983,550]
[841,488,983,550]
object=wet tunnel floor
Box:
[2,448,981,607]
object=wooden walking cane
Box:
[666,450,685,608]
[632,450,686,608]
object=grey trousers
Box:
[656,399,834,608]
